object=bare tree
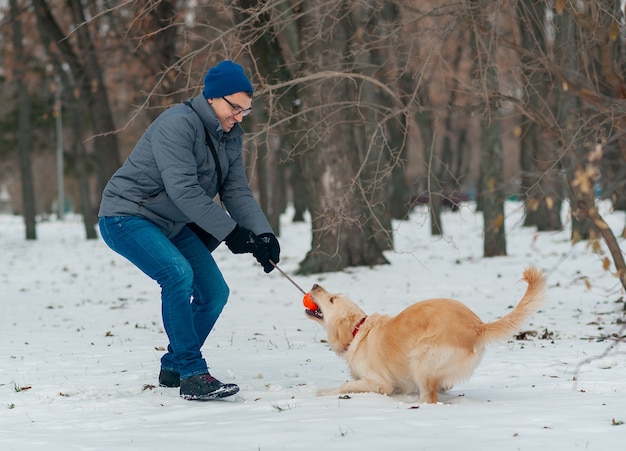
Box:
[9,0,36,239]
[235,0,296,236]
[123,0,188,120]
[379,2,412,222]
[517,0,565,231]
[4,0,623,283]
[30,7,96,238]
[230,0,398,272]
[424,36,468,236]
[571,145,626,292]
[290,0,392,273]
[470,0,507,257]
[32,0,121,209]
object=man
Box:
[98,60,279,400]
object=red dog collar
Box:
[352,317,367,337]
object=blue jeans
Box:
[98,216,229,379]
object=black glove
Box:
[253,233,280,273]
[224,225,257,254]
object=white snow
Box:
[1,201,625,450]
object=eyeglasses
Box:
[222,97,252,117]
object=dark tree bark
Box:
[518,0,564,231]
[68,90,97,239]
[235,0,391,272]
[414,97,444,236]
[572,147,626,295]
[552,5,592,242]
[291,158,308,222]
[347,2,395,251]
[32,0,96,238]
[296,0,389,274]
[128,0,186,120]
[594,0,626,212]
[386,117,412,221]
[601,142,626,211]
[480,115,507,257]
[426,125,444,236]
[10,0,37,240]
[32,0,121,210]
[235,0,302,235]
[470,0,506,257]
[377,0,411,222]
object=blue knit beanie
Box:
[202,60,254,99]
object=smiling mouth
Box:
[305,307,323,320]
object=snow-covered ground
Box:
[1,201,625,450]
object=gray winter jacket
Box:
[98,93,273,240]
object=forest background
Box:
[0,0,625,280]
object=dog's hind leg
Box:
[417,378,440,403]
[317,378,394,396]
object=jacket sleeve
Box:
[151,114,237,240]
[220,137,274,236]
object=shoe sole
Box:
[181,384,239,401]
[159,382,180,388]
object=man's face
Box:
[208,92,252,132]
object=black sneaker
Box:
[180,373,239,400]
[158,369,180,388]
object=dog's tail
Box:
[480,266,546,344]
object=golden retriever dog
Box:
[305,266,546,403]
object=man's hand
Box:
[224,226,257,254]
[253,233,280,273]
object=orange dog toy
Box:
[303,292,318,311]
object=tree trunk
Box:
[296,0,388,274]
[291,159,308,222]
[347,2,394,251]
[32,0,121,211]
[68,91,97,239]
[385,111,412,221]
[518,0,564,231]
[236,0,305,234]
[66,0,121,200]
[385,5,426,222]
[552,5,591,242]
[10,0,37,240]
[601,141,626,211]
[426,120,444,236]
[439,38,466,199]
[595,0,626,212]
[480,116,507,257]
[130,1,185,120]
[470,0,506,257]
[415,106,444,235]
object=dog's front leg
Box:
[317,379,393,396]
